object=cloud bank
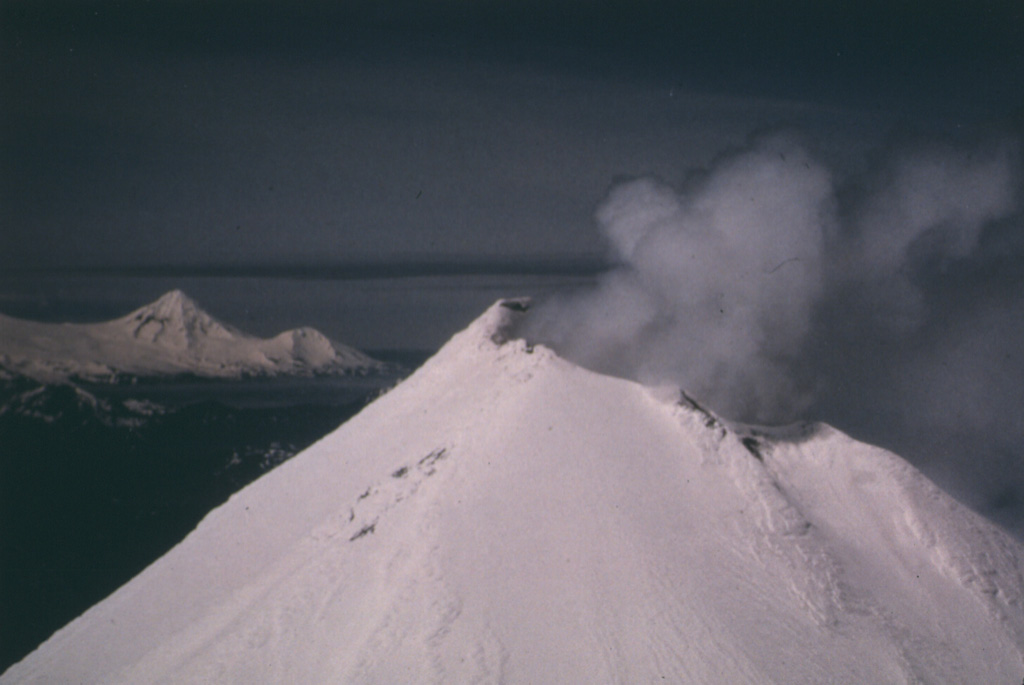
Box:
[523,128,1024,534]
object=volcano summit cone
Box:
[5,299,1023,683]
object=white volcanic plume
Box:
[5,300,1023,682]
[524,131,1020,423]
[523,130,1024,536]
[526,133,836,421]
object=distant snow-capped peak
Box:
[0,291,383,382]
[119,289,239,346]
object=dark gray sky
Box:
[3,1,1024,538]
[3,0,1020,269]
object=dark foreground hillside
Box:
[0,360,425,673]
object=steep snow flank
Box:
[752,425,1024,677]
[5,299,1023,683]
[0,290,382,382]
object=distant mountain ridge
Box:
[0,290,383,382]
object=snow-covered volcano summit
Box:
[120,289,240,347]
[6,299,1023,683]
[0,290,382,381]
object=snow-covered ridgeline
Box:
[0,290,383,382]
[4,299,1023,683]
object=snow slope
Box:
[5,299,1023,683]
[0,290,382,382]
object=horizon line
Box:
[4,258,612,281]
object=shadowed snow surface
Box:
[0,290,381,382]
[5,299,1024,683]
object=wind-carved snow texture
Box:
[662,390,844,627]
[345,447,450,542]
[6,298,1024,683]
[0,289,383,382]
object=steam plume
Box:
[524,129,1024,534]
